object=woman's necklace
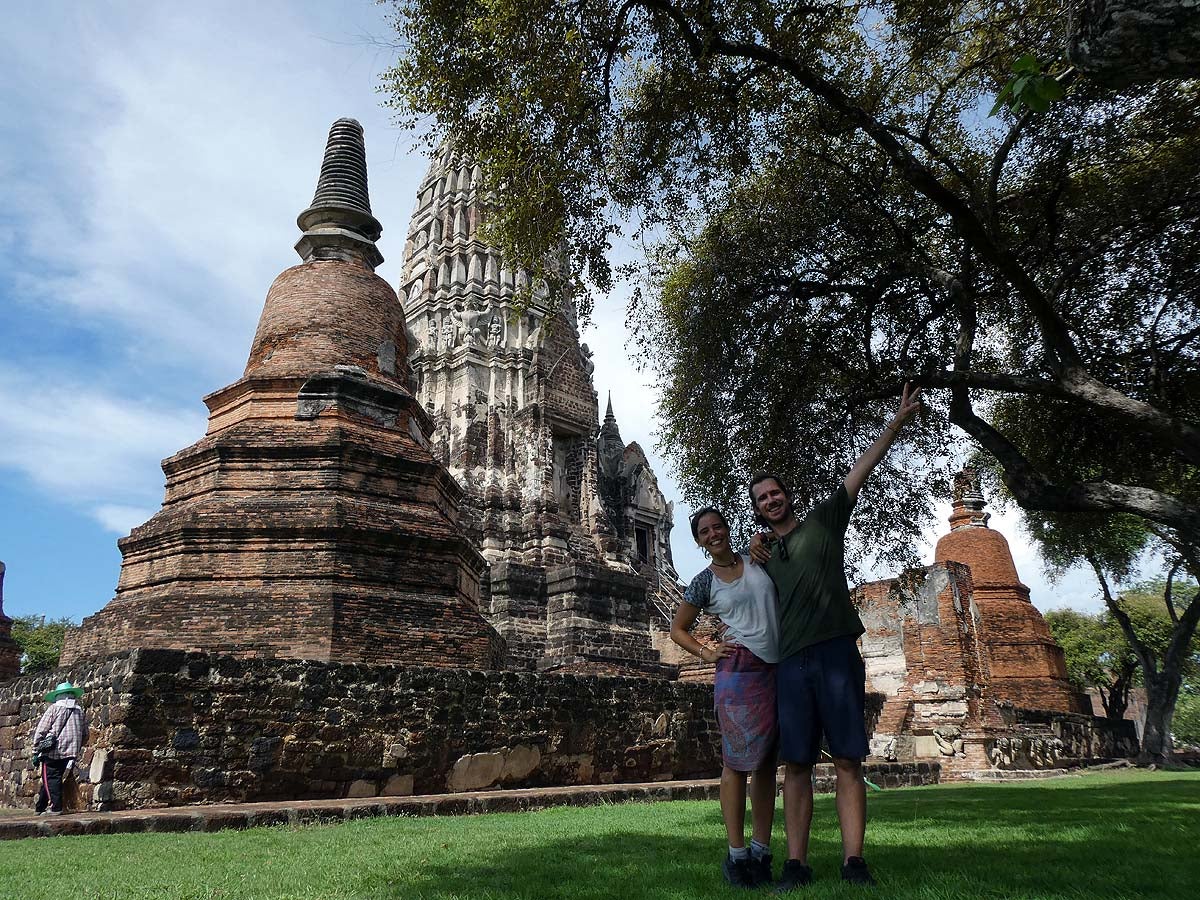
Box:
[711,555,741,569]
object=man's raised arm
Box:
[843,383,923,504]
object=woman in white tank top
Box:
[671,506,780,888]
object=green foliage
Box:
[1119,578,1200,677]
[1175,688,1200,745]
[1045,580,1199,722]
[989,54,1066,116]
[1044,607,1135,696]
[9,615,72,674]
[381,0,1200,569]
[1,773,1198,899]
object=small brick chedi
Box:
[60,119,503,670]
[858,469,1131,773]
[399,148,676,676]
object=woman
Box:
[671,507,781,889]
[32,681,88,815]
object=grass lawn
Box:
[0,770,1195,900]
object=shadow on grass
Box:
[391,779,1198,900]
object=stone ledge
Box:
[0,764,954,841]
[0,779,723,841]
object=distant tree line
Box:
[10,615,72,674]
[1046,578,1200,747]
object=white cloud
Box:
[0,1,422,546]
[2,1,421,384]
[0,366,205,522]
[92,504,158,536]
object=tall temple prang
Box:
[60,120,504,669]
[399,149,676,676]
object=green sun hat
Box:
[43,681,84,702]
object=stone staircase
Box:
[650,563,685,623]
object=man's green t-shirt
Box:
[766,485,864,660]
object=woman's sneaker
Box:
[775,859,813,892]
[721,854,756,888]
[841,856,876,886]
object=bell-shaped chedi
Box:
[61,119,504,670]
[933,469,1088,713]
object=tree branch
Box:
[600,1,643,108]
[946,388,1200,536]
[1164,558,1182,625]
[1087,556,1158,679]
[860,371,1072,399]
[629,0,1200,468]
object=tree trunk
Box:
[1100,677,1131,720]
[1138,670,1182,764]
[1069,0,1200,87]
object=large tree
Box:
[382,0,1200,717]
[1030,503,1200,761]
[1069,0,1200,87]
[1088,571,1200,762]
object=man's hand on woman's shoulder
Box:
[749,531,774,565]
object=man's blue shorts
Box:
[777,634,870,765]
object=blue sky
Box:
[0,1,1102,624]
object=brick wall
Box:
[0,650,720,811]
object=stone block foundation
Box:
[0,649,721,811]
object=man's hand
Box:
[890,382,923,431]
[748,531,774,564]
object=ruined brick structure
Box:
[400,149,676,676]
[0,564,21,681]
[932,470,1085,714]
[59,120,503,670]
[859,469,1132,775]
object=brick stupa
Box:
[0,563,21,681]
[61,119,504,669]
[933,469,1087,713]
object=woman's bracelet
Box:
[698,646,710,662]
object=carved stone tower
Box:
[61,120,504,670]
[933,468,1088,713]
[399,149,675,675]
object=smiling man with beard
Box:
[748,383,922,890]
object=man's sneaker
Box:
[721,853,756,888]
[841,856,876,886]
[775,859,813,892]
[750,852,773,887]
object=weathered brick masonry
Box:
[59,119,503,671]
[0,650,721,810]
[858,470,1136,775]
[933,470,1086,715]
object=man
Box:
[749,383,922,889]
